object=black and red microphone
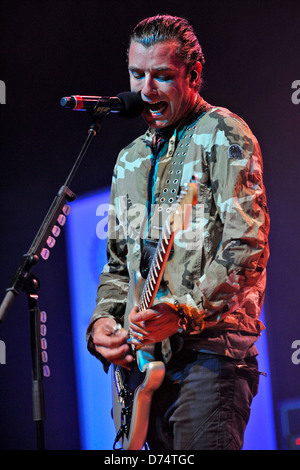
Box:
[60,91,144,118]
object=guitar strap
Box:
[148,113,202,241]
[141,103,210,269]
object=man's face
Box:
[128,40,198,129]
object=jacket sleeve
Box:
[175,112,270,331]
[86,168,130,360]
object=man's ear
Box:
[190,62,202,87]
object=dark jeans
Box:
[146,349,259,450]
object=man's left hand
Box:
[129,303,179,344]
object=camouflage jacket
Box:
[87,97,270,359]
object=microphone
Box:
[60,91,144,118]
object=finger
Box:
[101,322,122,336]
[129,309,162,342]
[130,308,160,324]
[128,306,144,327]
[129,321,149,336]
[93,328,128,349]
[128,332,145,346]
[96,342,134,366]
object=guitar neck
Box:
[137,179,197,313]
[139,221,174,312]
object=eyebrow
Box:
[129,65,176,73]
[128,65,176,75]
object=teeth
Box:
[148,101,167,114]
[149,101,163,110]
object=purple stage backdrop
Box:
[0,0,299,450]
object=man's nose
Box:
[142,75,158,101]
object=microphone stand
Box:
[0,109,105,450]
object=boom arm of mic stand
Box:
[0,185,76,322]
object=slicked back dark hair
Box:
[129,14,205,74]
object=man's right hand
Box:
[92,317,134,369]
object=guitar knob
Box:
[119,388,127,398]
[120,388,133,399]
[121,406,132,416]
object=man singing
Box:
[87,14,269,450]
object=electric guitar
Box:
[112,178,198,450]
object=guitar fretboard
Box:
[139,222,172,311]
[138,185,189,312]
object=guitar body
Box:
[112,356,165,450]
[112,269,166,449]
[111,180,198,449]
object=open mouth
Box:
[145,101,168,116]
